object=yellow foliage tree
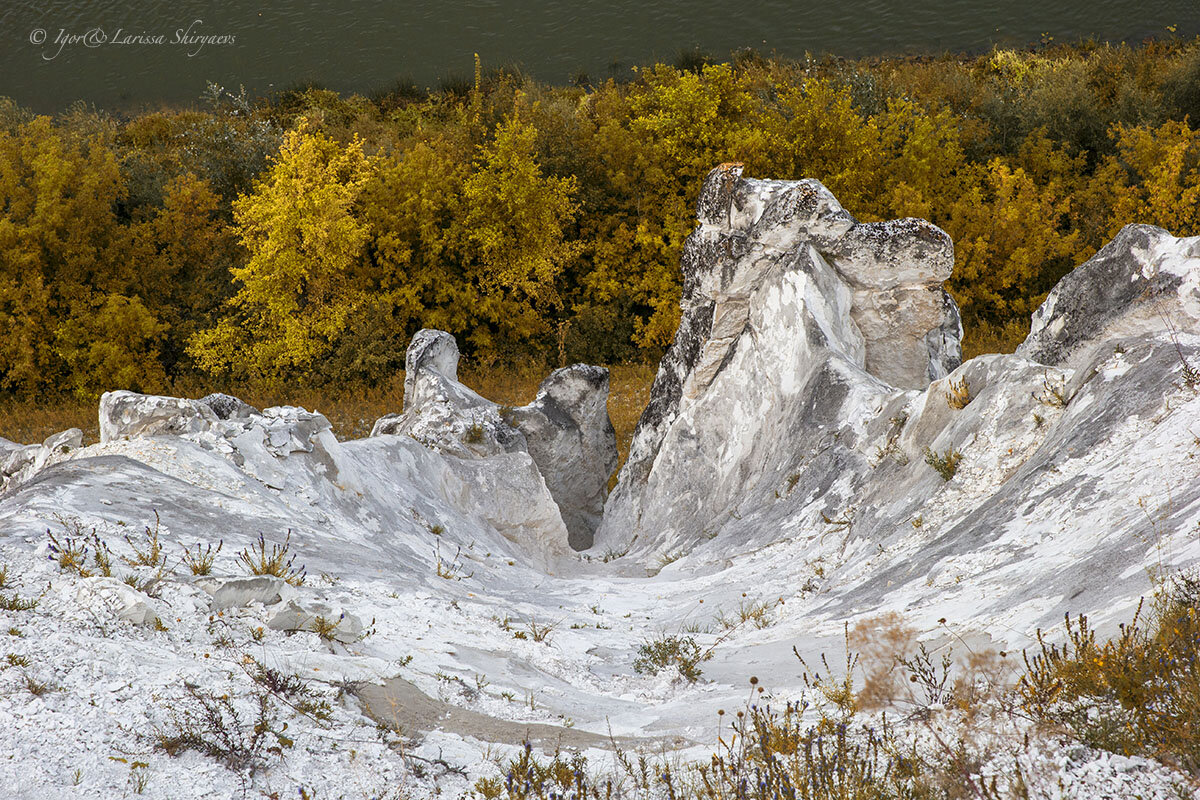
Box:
[55,294,168,398]
[1109,120,1200,235]
[127,173,239,373]
[457,113,581,355]
[189,123,376,382]
[945,156,1081,355]
[0,116,143,394]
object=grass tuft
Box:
[923,446,962,481]
[236,531,305,586]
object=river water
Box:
[2,1,1198,112]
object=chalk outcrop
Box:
[372,329,618,549]
[596,166,1200,648]
[1,427,83,493]
[1017,223,1200,368]
[100,392,220,443]
[508,365,618,550]
[597,166,963,558]
[371,329,526,459]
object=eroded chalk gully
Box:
[2,167,1199,797]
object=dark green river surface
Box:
[1,2,1198,112]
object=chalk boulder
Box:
[100,391,220,443]
[510,365,619,550]
[1018,223,1200,368]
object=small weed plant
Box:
[180,540,222,575]
[945,375,971,409]
[244,657,333,724]
[524,618,558,643]
[434,542,472,580]
[633,635,707,683]
[123,511,167,570]
[1035,371,1070,408]
[924,446,962,481]
[155,683,292,774]
[236,531,306,586]
[717,598,776,631]
[46,522,91,576]
[0,593,37,611]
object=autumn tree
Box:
[189,122,376,382]
[0,115,166,396]
[457,112,581,356]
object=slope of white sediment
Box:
[0,370,1197,798]
[3,179,1200,798]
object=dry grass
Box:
[0,363,657,471]
[0,397,97,447]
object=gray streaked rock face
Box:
[403,328,461,413]
[852,285,964,387]
[199,393,260,421]
[597,167,962,557]
[511,365,618,550]
[1017,223,1200,369]
[373,330,619,550]
[831,219,961,390]
[827,218,955,289]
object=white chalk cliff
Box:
[1,167,1199,798]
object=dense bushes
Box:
[4,39,1200,396]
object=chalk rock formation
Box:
[69,577,159,627]
[509,365,618,550]
[827,218,962,388]
[268,599,364,643]
[597,166,961,557]
[1017,223,1200,368]
[100,391,220,442]
[372,329,619,549]
[372,329,526,459]
[1,428,84,493]
[596,160,1200,632]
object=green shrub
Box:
[923,446,962,481]
[633,635,707,683]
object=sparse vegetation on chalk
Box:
[154,683,292,775]
[946,375,971,409]
[924,445,963,481]
[236,531,306,586]
[633,635,707,683]
[1019,571,1200,774]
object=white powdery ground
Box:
[0,363,1197,798]
[0,439,1197,800]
